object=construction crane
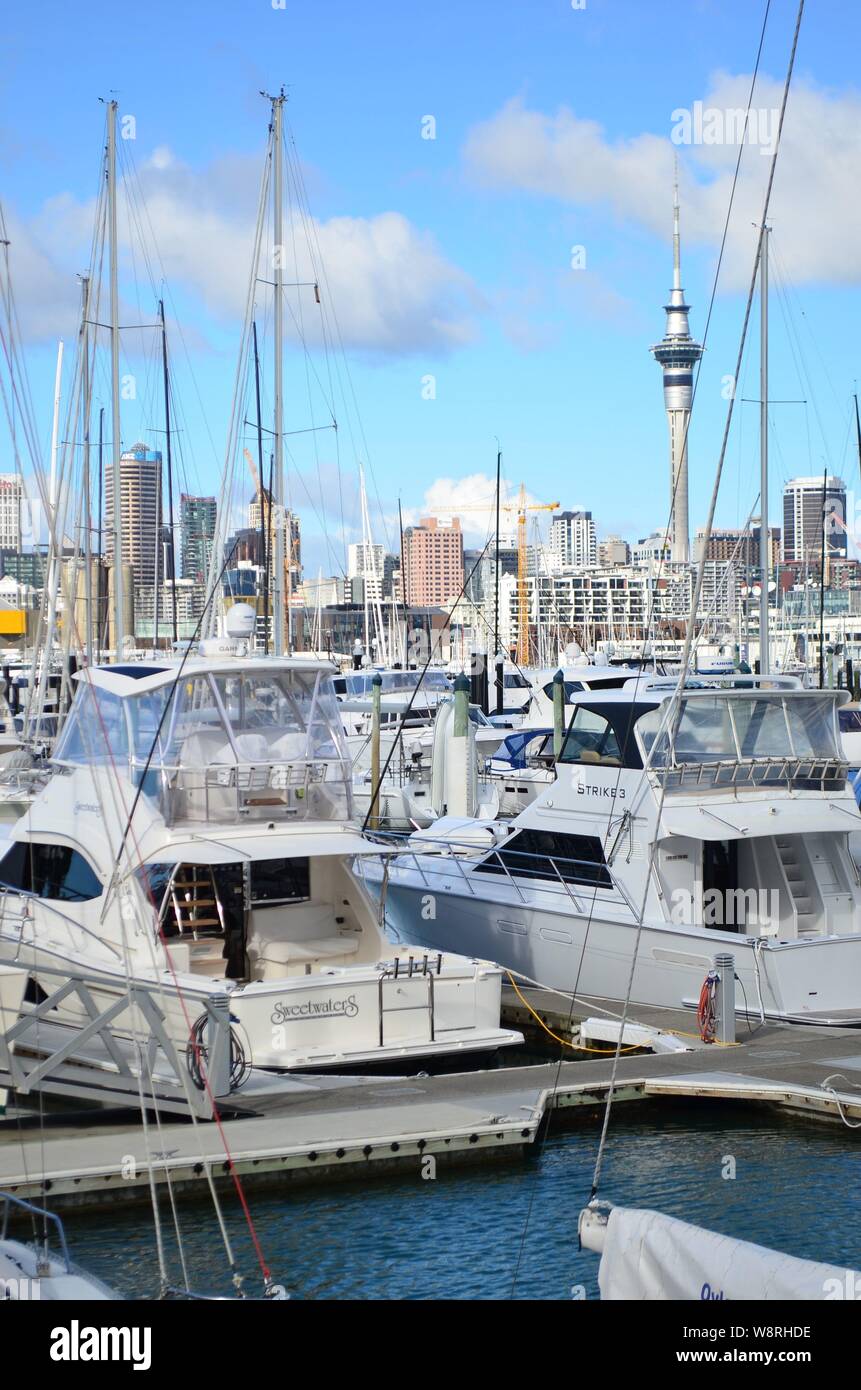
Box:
[453,485,559,664]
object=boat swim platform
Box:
[2,1001,861,1210]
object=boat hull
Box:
[375,865,861,1025]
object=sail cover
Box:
[582,1205,859,1300]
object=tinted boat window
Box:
[558,707,622,764]
[0,841,101,901]
[475,828,611,888]
[250,857,310,904]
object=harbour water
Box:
[60,1103,861,1300]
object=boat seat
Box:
[247,901,361,979]
[271,730,309,760]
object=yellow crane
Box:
[454,485,559,664]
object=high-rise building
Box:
[403,516,464,607]
[650,173,703,564]
[597,536,631,567]
[180,494,217,583]
[782,476,847,566]
[549,511,597,568]
[632,531,672,567]
[0,475,24,551]
[248,490,301,580]
[693,525,781,570]
[347,541,385,602]
[104,443,163,588]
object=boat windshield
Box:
[52,684,130,766]
[57,670,346,767]
[638,693,841,766]
[55,667,352,824]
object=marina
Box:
[3,0,861,1339]
[4,992,861,1210]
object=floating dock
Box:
[2,988,861,1211]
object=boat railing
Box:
[130,755,352,825]
[0,888,125,963]
[650,756,848,792]
[366,828,638,916]
[0,1191,72,1274]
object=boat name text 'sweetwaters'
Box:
[270,995,360,1024]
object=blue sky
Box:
[3,0,861,574]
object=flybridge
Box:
[636,686,849,794]
[52,658,353,827]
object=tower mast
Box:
[650,162,703,565]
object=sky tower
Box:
[650,169,703,564]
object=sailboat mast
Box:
[759,225,769,675]
[159,299,178,647]
[97,405,104,662]
[493,447,501,659]
[107,100,124,655]
[252,319,269,655]
[80,275,93,666]
[819,466,827,687]
[271,91,286,656]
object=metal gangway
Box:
[0,959,243,1119]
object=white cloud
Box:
[17,147,482,353]
[464,73,861,290]
[402,472,550,545]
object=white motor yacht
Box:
[0,651,520,1073]
[362,675,861,1025]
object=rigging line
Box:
[284,124,395,562]
[67,549,271,1287]
[509,0,779,1293]
[117,136,224,482]
[281,439,349,579]
[589,0,806,1210]
[641,0,774,650]
[360,537,494,832]
[769,245,834,470]
[770,232,846,420]
[203,135,272,630]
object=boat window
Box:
[52,683,130,766]
[126,687,176,765]
[250,857,310,904]
[558,707,622,765]
[475,828,612,888]
[137,863,175,913]
[504,672,530,689]
[0,841,102,901]
[839,709,861,733]
[542,679,585,700]
[638,694,841,766]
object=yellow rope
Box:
[505,971,642,1054]
[506,972,740,1051]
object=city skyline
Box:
[3,2,861,580]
